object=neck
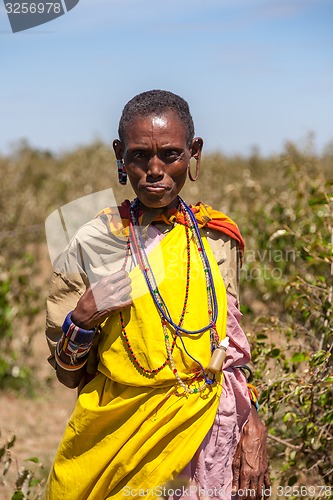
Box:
[136,196,180,212]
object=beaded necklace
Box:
[119,197,220,394]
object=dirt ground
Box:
[0,340,77,499]
[0,377,76,499]
[0,263,77,500]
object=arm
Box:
[225,246,270,498]
[46,269,132,388]
[46,212,134,389]
[206,229,270,498]
[46,270,88,388]
[232,405,271,499]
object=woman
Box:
[45,90,270,499]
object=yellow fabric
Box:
[45,224,227,500]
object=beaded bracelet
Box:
[247,382,259,411]
[62,311,96,344]
[56,334,92,366]
[55,311,96,371]
[55,342,89,371]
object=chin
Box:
[138,192,177,209]
[142,199,169,209]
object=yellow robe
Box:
[45,223,227,499]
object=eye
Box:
[163,150,183,162]
[132,150,149,159]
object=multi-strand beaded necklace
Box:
[119,196,220,394]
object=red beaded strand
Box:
[119,311,177,374]
[118,213,192,375]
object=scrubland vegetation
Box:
[0,139,332,498]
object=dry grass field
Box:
[1,141,332,498]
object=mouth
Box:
[143,184,170,193]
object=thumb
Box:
[232,444,241,492]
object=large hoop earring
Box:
[188,157,200,182]
[117,159,127,185]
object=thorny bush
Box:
[0,140,332,496]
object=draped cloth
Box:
[99,200,245,260]
[45,219,232,499]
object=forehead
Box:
[123,111,188,147]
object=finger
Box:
[118,297,132,308]
[264,471,271,490]
[263,486,271,500]
[105,277,132,296]
[96,271,128,289]
[109,269,129,283]
[238,483,250,500]
[257,471,264,499]
[232,448,241,492]
[257,471,270,499]
[108,299,132,315]
[94,296,133,321]
[112,291,133,307]
[94,277,131,300]
[101,288,133,310]
[238,477,251,500]
[248,477,258,500]
[117,278,132,292]
[119,285,132,301]
[253,478,263,500]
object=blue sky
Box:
[1,0,332,156]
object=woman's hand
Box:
[71,269,132,330]
[232,405,271,499]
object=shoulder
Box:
[191,201,244,253]
[52,216,108,269]
[202,226,241,303]
[53,208,128,281]
[202,226,240,266]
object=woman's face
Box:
[114,111,202,209]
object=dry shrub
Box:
[0,139,332,495]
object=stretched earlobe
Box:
[188,137,203,182]
[113,139,123,160]
[188,158,200,182]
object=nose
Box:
[147,155,164,179]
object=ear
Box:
[190,137,203,160]
[188,137,203,182]
[113,139,124,160]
